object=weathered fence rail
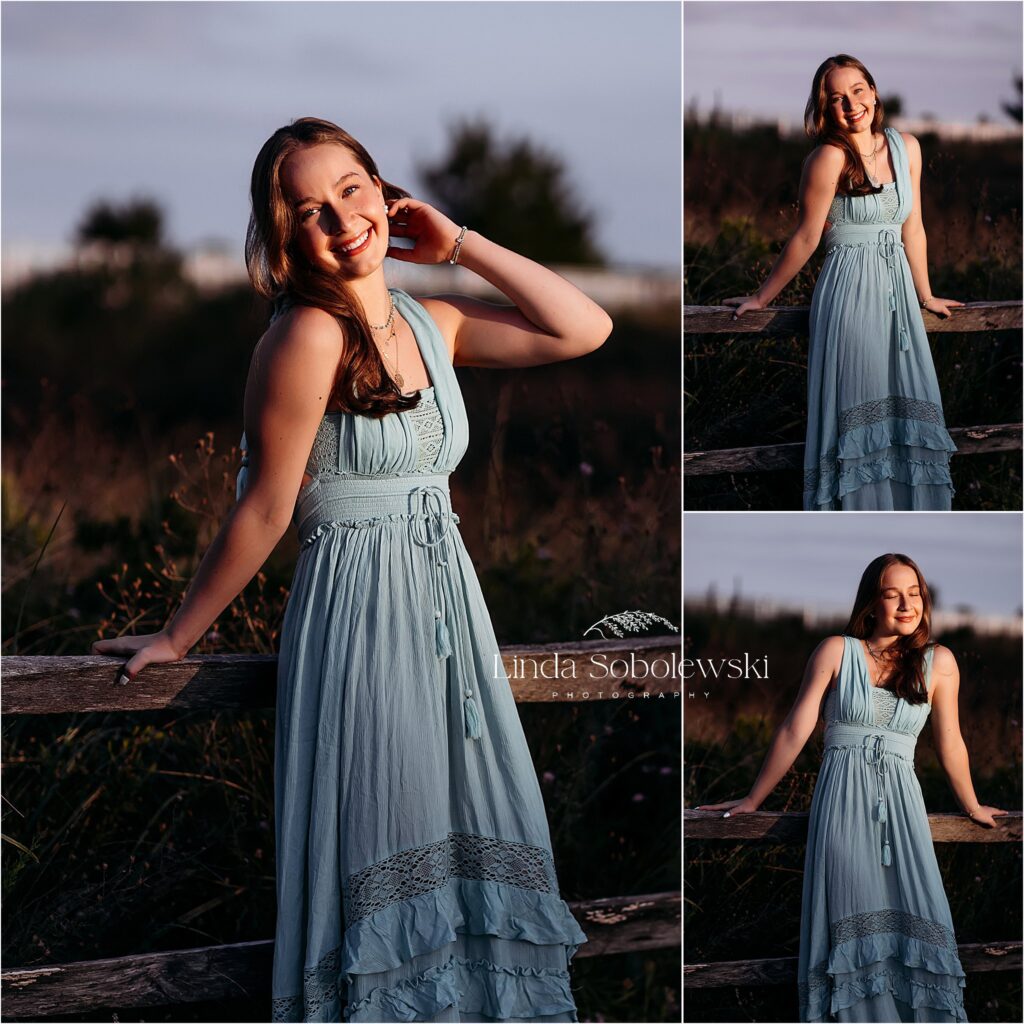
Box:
[1,637,681,1018]
[683,300,1023,476]
[684,809,1022,989]
[1,636,681,715]
[1,891,682,1018]
[684,942,1022,989]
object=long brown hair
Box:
[245,117,418,418]
[804,54,886,198]
[843,554,934,705]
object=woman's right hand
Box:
[721,295,764,320]
[694,797,759,817]
[91,630,186,685]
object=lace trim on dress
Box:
[838,396,945,435]
[831,909,958,955]
[801,396,948,492]
[307,419,340,474]
[798,909,961,1018]
[871,687,899,728]
[822,686,901,728]
[405,398,444,472]
[343,831,558,924]
[270,949,575,1023]
[827,181,898,226]
[303,397,444,479]
[272,946,341,1022]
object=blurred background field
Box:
[1,3,681,1020]
[681,510,1022,1023]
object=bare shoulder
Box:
[816,634,847,659]
[805,142,846,171]
[898,131,921,166]
[262,304,345,358]
[246,304,346,410]
[931,643,958,675]
[810,634,846,675]
[416,293,483,362]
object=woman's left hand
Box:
[922,297,965,319]
[965,804,1010,829]
[385,198,463,265]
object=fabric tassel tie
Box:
[865,734,893,867]
[410,485,482,743]
[877,229,911,357]
[463,689,483,740]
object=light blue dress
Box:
[237,288,586,1022]
[803,127,957,510]
[798,636,968,1022]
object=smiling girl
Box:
[696,553,1005,1022]
[724,55,963,511]
[93,117,611,1022]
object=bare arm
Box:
[92,306,345,677]
[697,636,843,813]
[385,198,612,368]
[899,132,963,318]
[723,144,845,316]
[929,645,1007,828]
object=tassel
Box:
[876,798,887,824]
[882,841,892,867]
[464,693,482,740]
[235,466,248,502]
[899,327,910,352]
[435,615,452,659]
[888,290,896,312]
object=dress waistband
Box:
[824,721,917,867]
[823,222,905,249]
[295,471,457,544]
[824,721,917,759]
[294,472,482,744]
[822,225,911,355]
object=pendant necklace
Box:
[859,133,883,189]
[369,295,404,390]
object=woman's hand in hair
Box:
[722,295,765,320]
[694,796,760,817]
[384,198,464,265]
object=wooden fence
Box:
[1,636,681,1019]
[683,300,1023,476]
[683,808,1022,989]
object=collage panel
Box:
[682,3,1023,1023]
[683,1,1022,513]
[682,512,1022,1022]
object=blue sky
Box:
[684,0,1023,125]
[683,513,1023,618]
[1,1,680,269]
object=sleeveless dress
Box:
[236,288,587,1022]
[797,636,968,1022]
[803,127,957,511]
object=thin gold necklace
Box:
[371,316,403,390]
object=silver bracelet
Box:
[920,295,932,309]
[448,226,468,265]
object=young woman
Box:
[92,117,612,1022]
[697,553,1007,1022]
[724,54,964,511]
